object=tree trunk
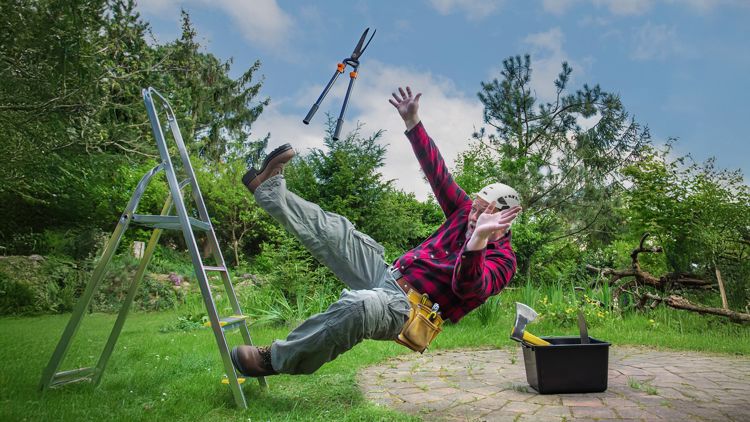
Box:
[714,264,729,310]
[202,237,213,257]
[230,226,240,268]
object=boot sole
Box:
[242,143,295,191]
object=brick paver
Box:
[358,347,749,421]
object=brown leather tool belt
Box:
[394,277,433,308]
[392,274,443,353]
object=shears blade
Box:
[350,27,376,61]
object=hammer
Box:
[510,302,551,346]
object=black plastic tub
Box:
[521,336,610,394]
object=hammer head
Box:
[510,302,538,342]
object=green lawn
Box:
[1,288,747,421]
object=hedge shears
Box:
[303,27,376,140]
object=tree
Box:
[688,159,749,309]
[1,0,117,201]
[622,146,750,309]
[587,233,749,322]
[285,118,442,256]
[0,0,154,248]
[456,55,650,277]
[0,1,268,257]
[149,11,268,161]
[198,159,281,267]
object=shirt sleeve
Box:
[405,122,470,217]
[451,233,517,300]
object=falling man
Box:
[231,86,522,376]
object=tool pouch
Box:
[395,293,444,353]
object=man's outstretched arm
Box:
[390,86,469,216]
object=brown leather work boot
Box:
[231,345,278,377]
[242,143,295,193]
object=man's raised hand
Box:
[471,204,522,245]
[389,86,421,130]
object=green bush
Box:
[537,292,613,327]
[91,255,186,312]
[148,245,196,276]
[0,255,87,315]
[472,295,503,327]
[230,233,343,327]
[508,277,616,328]
[239,285,337,328]
[251,233,341,300]
[0,254,188,315]
[41,228,109,260]
[0,227,108,261]
[159,311,208,333]
[1,231,45,256]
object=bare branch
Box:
[641,294,750,323]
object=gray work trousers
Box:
[254,175,411,374]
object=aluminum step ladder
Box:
[38,87,266,408]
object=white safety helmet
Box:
[476,182,521,210]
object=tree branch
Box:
[642,293,749,323]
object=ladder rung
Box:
[203,266,227,272]
[131,214,210,231]
[204,315,249,330]
[51,367,96,387]
[51,376,94,388]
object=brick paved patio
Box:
[358,346,749,421]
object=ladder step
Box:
[51,367,96,387]
[203,266,227,272]
[131,214,210,231]
[204,315,249,330]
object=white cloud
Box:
[667,0,720,12]
[428,0,506,20]
[631,22,689,60]
[539,0,740,17]
[210,0,293,50]
[134,0,185,44]
[525,27,565,53]
[136,0,294,51]
[134,0,177,14]
[673,0,750,13]
[542,0,580,15]
[578,15,612,27]
[521,27,582,102]
[251,61,484,200]
[592,0,653,15]
[540,0,653,16]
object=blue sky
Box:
[138,0,749,200]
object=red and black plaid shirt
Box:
[392,122,517,322]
